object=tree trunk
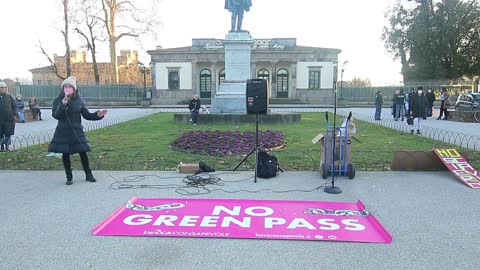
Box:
[109,37,118,84]
[103,0,119,84]
[64,0,71,77]
[399,45,409,83]
[88,24,100,85]
[91,41,100,85]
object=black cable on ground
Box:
[106,171,329,196]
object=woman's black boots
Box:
[85,170,97,182]
[65,170,73,185]
[79,152,96,182]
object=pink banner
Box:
[93,198,392,243]
[433,148,480,189]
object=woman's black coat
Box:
[48,92,103,154]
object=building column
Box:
[271,61,278,98]
[151,63,157,97]
[251,63,257,80]
[211,63,217,96]
[290,62,297,98]
[191,61,198,95]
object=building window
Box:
[219,69,226,85]
[309,68,321,89]
[168,70,180,89]
[200,69,212,98]
[276,69,289,98]
[257,69,270,81]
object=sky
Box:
[0,0,403,85]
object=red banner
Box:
[433,148,480,189]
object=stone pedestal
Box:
[211,31,253,114]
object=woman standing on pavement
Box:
[409,87,428,134]
[48,76,108,185]
[437,87,450,120]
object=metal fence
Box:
[340,80,476,102]
[14,84,141,104]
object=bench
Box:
[19,108,42,123]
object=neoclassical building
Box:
[147,38,341,105]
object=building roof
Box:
[29,66,53,72]
[147,38,342,55]
[147,45,341,55]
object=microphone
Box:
[64,93,71,109]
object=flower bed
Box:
[171,130,286,156]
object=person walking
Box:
[0,82,17,152]
[15,94,26,123]
[425,88,435,117]
[188,94,201,125]
[393,89,406,121]
[374,90,383,120]
[409,87,428,134]
[48,76,107,185]
[437,87,450,120]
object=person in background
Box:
[28,96,42,120]
[188,94,201,125]
[393,89,405,121]
[15,94,26,123]
[48,76,107,185]
[425,88,435,117]
[407,88,415,113]
[409,87,428,134]
[437,87,450,120]
[0,82,17,152]
[374,90,383,120]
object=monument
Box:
[210,0,253,114]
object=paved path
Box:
[0,170,478,270]
[271,106,480,150]
[336,107,480,137]
[333,108,480,150]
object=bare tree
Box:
[74,0,103,85]
[38,41,67,81]
[37,0,74,80]
[62,0,72,77]
[100,0,160,84]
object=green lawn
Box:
[1,112,479,171]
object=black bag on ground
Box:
[257,150,279,179]
[199,161,215,173]
[407,116,414,125]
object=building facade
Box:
[148,38,341,105]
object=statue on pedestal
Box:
[225,0,252,32]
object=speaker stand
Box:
[233,113,260,183]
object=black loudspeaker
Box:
[246,79,268,114]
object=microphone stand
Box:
[324,71,342,194]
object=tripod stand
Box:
[233,113,260,183]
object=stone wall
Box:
[296,89,334,104]
[449,111,478,122]
[152,89,194,105]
